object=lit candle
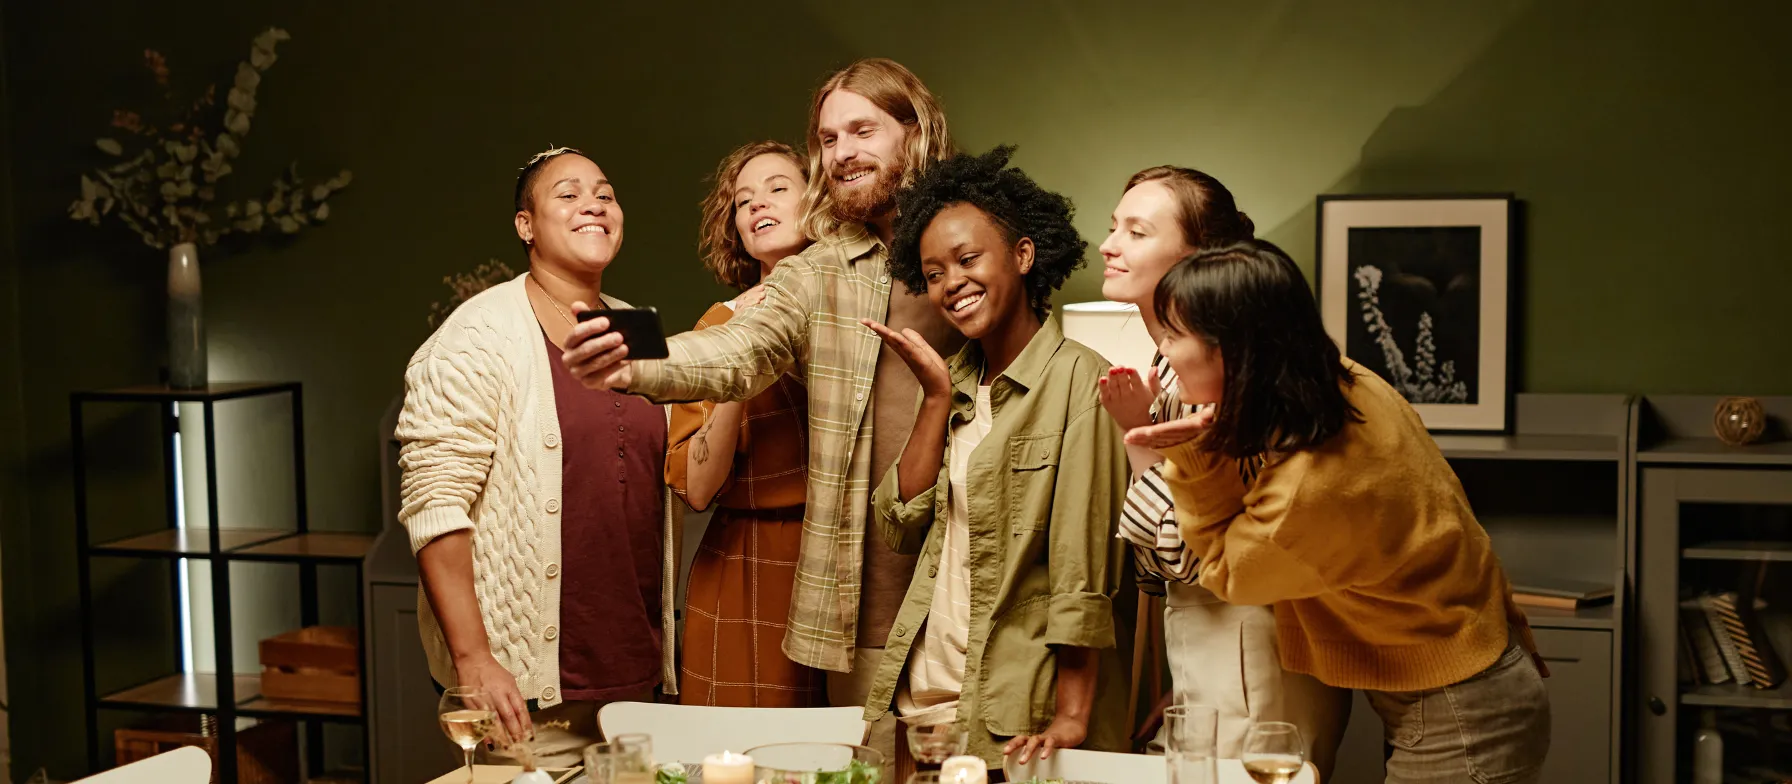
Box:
[702,751,754,784]
[941,755,987,784]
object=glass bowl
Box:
[743,742,886,784]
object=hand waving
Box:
[861,319,951,399]
[1098,366,1161,432]
[1123,405,1216,450]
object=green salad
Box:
[757,758,882,784]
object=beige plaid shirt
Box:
[629,226,889,673]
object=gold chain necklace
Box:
[529,275,579,328]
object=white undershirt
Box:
[895,385,993,725]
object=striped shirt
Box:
[627,226,888,673]
[1116,353,1204,594]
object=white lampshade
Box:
[1061,301,1156,371]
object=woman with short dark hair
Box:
[1127,239,1551,784]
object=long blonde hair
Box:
[698,140,805,290]
[798,58,955,240]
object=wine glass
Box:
[438,686,496,784]
[1241,721,1307,784]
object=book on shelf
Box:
[1699,594,1754,687]
[1681,599,1734,685]
[1706,591,1787,690]
[1510,577,1614,610]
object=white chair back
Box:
[1003,748,1319,784]
[75,746,212,783]
[596,702,867,765]
[1004,748,1165,783]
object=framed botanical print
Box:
[1316,194,1515,432]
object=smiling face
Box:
[1159,326,1225,406]
[515,154,623,274]
[918,202,1035,341]
[817,89,909,224]
[731,152,807,265]
[1098,181,1195,307]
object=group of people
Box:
[397,57,1552,783]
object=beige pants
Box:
[1156,582,1350,780]
[828,645,899,766]
[480,689,656,770]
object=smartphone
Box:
[576,306,670,359]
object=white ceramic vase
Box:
[167,242,207,389]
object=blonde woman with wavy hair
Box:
[666,139,824,706]
[560,58,963,763]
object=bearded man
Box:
[560,58,963,757]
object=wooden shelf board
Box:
[1520,602,1615,630]
[1683,540,1792,562]
[90,528,291,557]
[1682,679,1792,710]
[99,673,260,711]
[1433,433,1622,462]
[230,532,376,562]
[1639,437,1792,466]
[237,694,363,720]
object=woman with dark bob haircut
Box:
[1126,239,1551,784]
[859,145,1134,773]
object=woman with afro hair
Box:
[858,145,1134,774]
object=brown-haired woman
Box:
[1097,167,1348,777]
[666,140,825,707]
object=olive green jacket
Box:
[863,317,1135,766]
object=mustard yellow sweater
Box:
[1159,361,1538,692]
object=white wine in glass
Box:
[1242,721,1306,784]
[439,687,497,784]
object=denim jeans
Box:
[1365,637,1551,784]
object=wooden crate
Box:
[115,716,298,784]
[260,626,360,705]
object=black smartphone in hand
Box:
[576,306,670,360]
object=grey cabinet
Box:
[1636,463,1792,783]
[1534,628,1613,784]
[367,583,459,783]
[366,397,458,782]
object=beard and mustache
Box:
[826,147,908,225]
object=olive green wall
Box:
[0,1,21,775]
[3,0,1789,778]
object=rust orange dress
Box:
[667,301,825,707]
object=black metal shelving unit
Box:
[72,381,375,782]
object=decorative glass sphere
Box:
[1713,397,1767,446]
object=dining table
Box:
[422,759,1317,783]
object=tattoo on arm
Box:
[692,416,713,465]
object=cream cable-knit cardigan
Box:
[396,272,681,707]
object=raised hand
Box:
[559,301,632,390]
[1098,366,1161,432]
[1123,405,1216,450]
[861,318,951,399]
